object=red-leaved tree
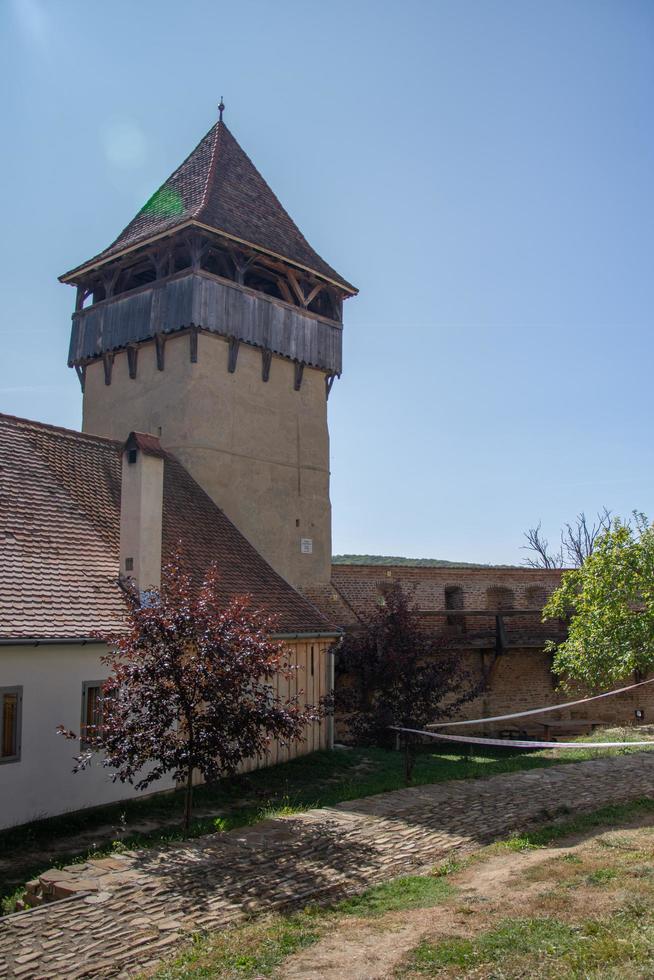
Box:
[335,582,479,783]
[58,557,321,828]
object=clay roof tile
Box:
[0,413,335,640]
[61,122,356,293]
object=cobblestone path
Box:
[2,752,654,979]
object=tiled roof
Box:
[0,414,335,640]
[62,122,355,293]
[300,583,361,629]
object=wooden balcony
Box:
[68,269,343,375]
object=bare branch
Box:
[522,522,564,568]
[561,509,613,567]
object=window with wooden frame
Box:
[81,681,108,747]
[1,686,22,763]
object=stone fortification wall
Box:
[326,564,653,740]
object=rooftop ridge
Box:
[198,122,222,214]
[0,411,123,449]
[60,119,355,292]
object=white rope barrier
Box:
[426,676,654,729]
[390,725,654,751]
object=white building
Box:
[0,417,338,830]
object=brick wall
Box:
[330,563,563,616]
[324,564,653,741]
[452,648,654,733]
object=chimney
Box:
[119,432,165,592]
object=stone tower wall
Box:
[82,330,332,590]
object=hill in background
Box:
[332,554,518,569]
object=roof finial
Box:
[218,97,225,123]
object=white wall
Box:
[0,642,175,830]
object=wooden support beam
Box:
[75,286,93,311]
[294,361,305,391]
[127,345,138,380]
[227,247,261,285]
[154,333,166,371]
[188,235,206,272]
[227,337,240,373]
[286,269,308,307]
[329,290,343,322]
[102,352,114,386]
[226,246,243,284]
[261,349,272,382]
[74,364,86,392]
[276,276,295,305]
[305,283,323,308]
[151,247,169,280]
[189,326,198,363]
[325,373,337,399]
[103,268,120,300]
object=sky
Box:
[1,0,652,565]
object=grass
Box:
[406,906,654,978]
[409,917,580,971]
[151,912,324,980]
[149,873,455,979]
[336,875,453,917]
[148,797,654,979]
[401,801,654,977]
[1,886,26,916]
[2,737,651,912]
[486,797,654,852]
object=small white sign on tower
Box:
[300,538,313,554]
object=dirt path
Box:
[279,821,654,980]
[280,847,559,979]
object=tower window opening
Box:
[171,244,192,274]
[307,288,337,320]
[242,266,287,303]
[201,246,234,281]
[112,261,157,298]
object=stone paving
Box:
[2,752,654,979]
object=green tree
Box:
[544,514,654,690]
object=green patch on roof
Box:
[141,186,185,218]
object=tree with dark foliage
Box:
[58,557,320,828]
[334,582,479,783]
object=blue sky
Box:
[1,0,652,564]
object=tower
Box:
[60,109,356,591]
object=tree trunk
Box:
[404,736,415,785]
[183,767,194,831]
